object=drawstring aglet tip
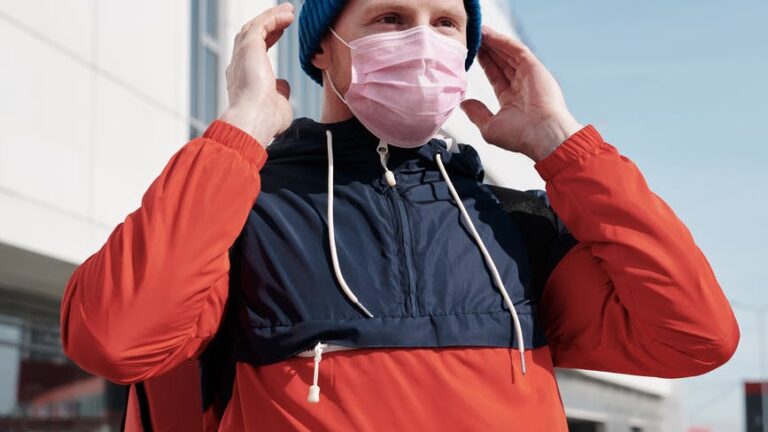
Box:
[384,171,396,187]
[357,302,375,318]
[307,342,327,404]
[520,351,527,375]
[308,385,321,403]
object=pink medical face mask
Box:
[325,26,468,148]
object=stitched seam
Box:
[250,309,537,329]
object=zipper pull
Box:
[377,140,397,187]
[307,341,328,403]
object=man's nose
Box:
[410,13,433,29]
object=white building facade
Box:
[0,0,679,430]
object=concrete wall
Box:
[0,0,275,291]
[1,1,190,266]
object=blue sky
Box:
[507,1,768,430]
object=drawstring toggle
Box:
[307,341,328,403]
[377,140,397,187]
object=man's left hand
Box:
[461,25,584,162]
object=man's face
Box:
[314,0,468,94]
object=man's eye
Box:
[377,14,401,25]
[437,19,456,28]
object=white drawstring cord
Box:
[434,152,527,375]
[307,341,328,403]
[326,130,375,318]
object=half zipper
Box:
[387,187,419,316]
[379,142,419,316]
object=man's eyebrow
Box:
[362,2,415,17]
[362,2,467,23]
[434,6,468,24]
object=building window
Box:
[278,0,323,121]
[567,418,606,432]
[190,0,222,138]
[0,288,125,431]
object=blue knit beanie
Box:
[298,0,482,85]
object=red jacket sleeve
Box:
[535,125,739,378]
[60,120,267,385]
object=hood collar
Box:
[267,116,485,181]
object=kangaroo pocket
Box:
[229,159,547,367]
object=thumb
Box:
[276,79,291,101]
[460,99,493,132]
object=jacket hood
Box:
[266,116,486,182]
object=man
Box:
[60,1,739,430]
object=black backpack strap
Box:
[198,300,237,421]
[119,385,129,431]
[134,382,154,432]
[486,184,578,299]
[198,242,241,426]
[118,382,153,432]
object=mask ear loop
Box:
[328,27,353,49]
[324,69,348,105]
[323,27,354,104]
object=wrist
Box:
[526,114,584,162]
[219,107,276,146]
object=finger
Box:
[240,4,295,49]
[482,45,517,84]
[244,11,294,50]
[232,30,245,58]
[481,25,532,64]
[241,2,293,33]
[259,11,294,50]
[481,25,530,55]
[276,79,291,100]
[460,99,494,131]
[265,28,285,49]
[477,48,509,100]
[478,48,507,85]
[254,3,295,43]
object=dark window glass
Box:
[567,418,606,432]
[0,289,125,431]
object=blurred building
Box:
[0,0,680,430]
[744,382,768,432]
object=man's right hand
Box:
[220,3,295,145]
